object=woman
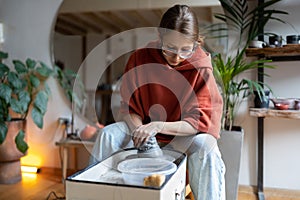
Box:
[90,5,225,200]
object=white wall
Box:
[238,0,300,190]
[0,0,89,169]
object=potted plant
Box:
[212,51,274,131]
[0,51,52,184]
[208,0,289,199]
[54,63,86,116]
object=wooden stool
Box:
[185,184,195,200]
[185,169,195,200]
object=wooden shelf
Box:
[249,108,300,119]
[246,45,300,60]
[55,138,94,147]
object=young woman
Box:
[90,5,225,200]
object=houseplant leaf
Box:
[31,107,43,129]
[10,98,22,114]
[0,121,8,144]
[0,63,10,77]
[0,83,12,104]
[44,83,51,96]
[29,74,40,89]
[34,90,48,115]
[18,91,30,114]
[36,62,52,77]
[10,90,31,116]
[15,130,28,153]
[7,72,23,89]
[0,100,10,121]
[0,51,8,59]
[216,0,289,50]
[26,58,36,69]
[13,60,28,74]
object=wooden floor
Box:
[0,168,300,200]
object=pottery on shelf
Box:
[294,99,300,110]
[254,90,270,108]
[270,98,294,110]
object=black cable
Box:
[46,191,65,200]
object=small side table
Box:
[55,139,95,182]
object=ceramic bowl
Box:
[270,98,294,110]
[294,99,300,110]
[249,40,266,48]
[286,35,300,44]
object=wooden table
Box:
[55,139,95,182]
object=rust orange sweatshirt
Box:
[119,41,223,140]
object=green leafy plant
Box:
[54,65,86,115]
[210,0,289,130]
[0,51,52,153]
[215,0,288,54]
[212,51,274,130]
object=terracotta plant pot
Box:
[0,119,26,184]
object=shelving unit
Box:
[249,108,300,119]
[246,46,300,200]
[246,45,300,61]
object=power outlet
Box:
[58,117,71,125]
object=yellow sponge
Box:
[143,174,166,187]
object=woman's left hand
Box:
[132,121,164,148]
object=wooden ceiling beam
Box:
[111,10,136,29]
[102,11,133,31]
[55,23,79,35]
[55,7,216,36]
[60,13,104,34]
[59,0,220,13]
[56,16,87,35]
[134,10,160,27]
[84,12,121,34]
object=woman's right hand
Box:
[132,122,164,148]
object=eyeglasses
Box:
[161,42,197,59]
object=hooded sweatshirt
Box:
[119,41,223,141]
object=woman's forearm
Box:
[160,120,198,136]
[122,113,143,132]
[122,113,198,137]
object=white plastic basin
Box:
[117,158,177,186]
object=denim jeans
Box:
[90,122,226,200]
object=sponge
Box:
[143,174,166,187]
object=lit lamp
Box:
[21,154,42,174]
[21,165,40,173]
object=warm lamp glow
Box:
[22,172,37,180]
[21,165,40,173]
[21,154,42,167]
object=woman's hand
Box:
[132,121,165,148]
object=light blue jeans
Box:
[90,122,226,200]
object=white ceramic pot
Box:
[249,40,266,48]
